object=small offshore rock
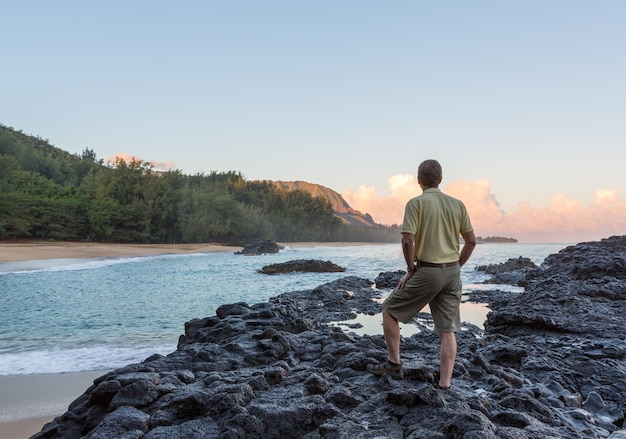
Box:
[259,259,345,274]
[235,240,283,255]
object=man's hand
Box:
[397,270,414,289]
[460,230,477,266]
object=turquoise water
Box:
[0,243,569,375]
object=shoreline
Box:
[0,240,383,263]
[0,240,386,438]
[0,241,235,263]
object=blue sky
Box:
[2,1,625,241]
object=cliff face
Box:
[271,180,377,227]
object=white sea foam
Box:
[0,252,213,275]
[0,343,177,375]
[0,257,141,275]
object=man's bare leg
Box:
[438,332,457,388]
[382,310,401,364]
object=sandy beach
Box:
[0,240,378,438]
[0,241,235,438]
[0,241,236,263]
[0,371,109,439]
[0,240,368,263]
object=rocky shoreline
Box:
[32,236,626,438]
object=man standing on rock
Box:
[367,159,476,389]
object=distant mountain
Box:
[270,180,378,227]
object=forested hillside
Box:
[0,125,399,244]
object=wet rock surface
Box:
[34,236,626,438]
[260,259,346,274]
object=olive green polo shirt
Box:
[401,188,474,263]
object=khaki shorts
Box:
[382,265,462,333]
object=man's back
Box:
[401,188,472,263]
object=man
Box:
[367,159,476,389]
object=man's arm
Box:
[398,233,415,289]
[401,232,415,273]
[459,230,477,267]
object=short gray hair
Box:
[418,160,442,188]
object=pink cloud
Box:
[106,152,138,166]
[496,190,626,242]
[343,175,625,243]
[341,174,419,226]
[149,160,177,171]
[106,153,176,171]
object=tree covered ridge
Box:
[0,125,399,244]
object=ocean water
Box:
[0,242,569,375]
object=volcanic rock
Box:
[259,259,345,274]
[235,241,282,255]
[476,256,539,285]
[33,236,626,438]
